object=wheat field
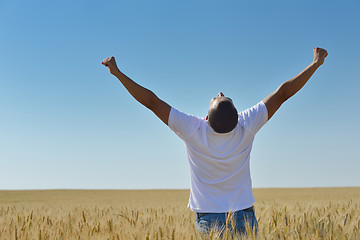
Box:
[0,188,359,239]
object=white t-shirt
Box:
[168,101,268,213]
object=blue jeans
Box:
[195,207,258,236]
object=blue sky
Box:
[1,0,359,189]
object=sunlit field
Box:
[1,188,359,239]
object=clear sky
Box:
[1,0,359,190]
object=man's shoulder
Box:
[168,107,205,140]
[170,107,204,121]
[236,101,268,132]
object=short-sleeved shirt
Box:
[168,101,268,213]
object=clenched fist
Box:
[102,56,120,75]
[313,47,328,66]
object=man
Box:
[102,47,328,235]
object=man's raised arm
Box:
[263,47,328,120]
[102,57,171,125]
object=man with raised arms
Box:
[102,47,328,235]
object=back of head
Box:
[208,100,238,133]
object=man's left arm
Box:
[102,56,171,125]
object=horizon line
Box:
[1,186,359,191]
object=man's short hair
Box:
[208,100,238,133]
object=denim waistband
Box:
[196,206,254,219]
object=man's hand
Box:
[102,56,120,75]
[313,47,328,66]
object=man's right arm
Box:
[263,47,328,120]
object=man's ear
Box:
[206,115,208,120]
